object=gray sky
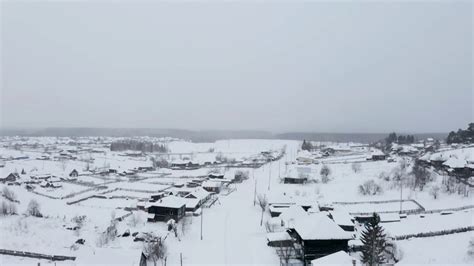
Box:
[1,1,472,133]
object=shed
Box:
[69,169,79,177]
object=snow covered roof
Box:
[378,212,400,223]
[418,152,432,161]
[430,153,447,162]
[279,205,308,223]
[145,196,186,209]
[311,251,356,266]
[291,213,353,240]
[329,210,354,226]
[297,150,312,159]
[202,180,222,188]
[370,149,385,156]
[443,157,467,169]
[267,231,292,242]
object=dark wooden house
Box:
[147,196,186,222]
[287,214,353,263]
[1,173,19,183]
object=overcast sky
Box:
[1,1,472,133]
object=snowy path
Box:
[166,156,292,265]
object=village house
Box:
[172,187,212,212]
[368,150,386,161]
[287,213,353,262]
[202,180,225,193]
[208,173,224,179]
[146,195,186,222]
[443,157,474,178]
[1,172,20,183]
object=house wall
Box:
[302,239,349,261]
[148,206,185,222]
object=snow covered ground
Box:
[1,137,473,265]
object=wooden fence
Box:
[0,248,76,261]
[393,226,474,240]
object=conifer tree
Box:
[361,213,387,266]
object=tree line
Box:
[385,132,416,145]
[110,139,169,153]
[446,123,474,144]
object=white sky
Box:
[1,0,472,133]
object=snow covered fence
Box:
[334,199,425,215]
[30,190,60,200]
[421,205,474,214]
[393,226,474,240]
[114,211,133,222]
[0,248,76,261]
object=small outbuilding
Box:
[69,169,79,177]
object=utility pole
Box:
[399,178,403,213]
[278,159,281,179]
[200,207,203,240]
[267,161,271,191]
[253,178,257,206]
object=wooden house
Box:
[1,173,19,183]
[146,196,186,222]
[202,180,223,193]
[287,214,353,262]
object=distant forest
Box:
[110,139,168,153]
[446,123,474,144]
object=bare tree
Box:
[320,164,331,183]
[257,194,268,226]
[97,217,118,247]
[265,220,277,233]
[277,242,297,266]
[352,162,362,173]
[0,201,17,215]
[26,199,42,217]
[180,215,191,236]
[127,212,142,227]
[468,237,474,258]
[429,185,440,199]
[411,160,430,190]
[2,187,17,202]
[144,240,168,266]
[359,180,383,195]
